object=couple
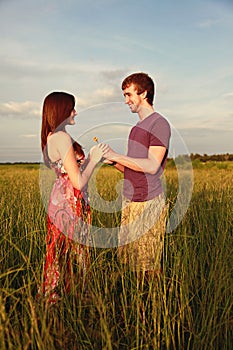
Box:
[40,72,171,303]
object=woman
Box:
[39,91,108,303]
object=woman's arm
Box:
[63,147,100,190]
[51,131,107,190]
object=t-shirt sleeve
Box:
[149,117,171,148]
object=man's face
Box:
[123,83,145,114]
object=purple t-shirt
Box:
[123,112,171,202]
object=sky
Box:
[0,0,233,162]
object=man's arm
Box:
[114,163,125,173]
[105,145,167,174]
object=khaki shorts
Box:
[118,194,168,271]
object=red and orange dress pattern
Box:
[41,159,91,300]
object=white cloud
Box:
[0,101,41,118]
[175,127,233,155]
[222,92,233,99]
[197,18,220,28]
[95,88,115,97]
[100,69,129,83]
[20,134,37,138]
[0,55,127,81]
[161,99,233,132]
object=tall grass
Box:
[0,163,232,349]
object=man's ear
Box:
[141,90,147,99]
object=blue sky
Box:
[0,0,232,162]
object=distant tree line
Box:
[189,153,233,162]
[166,153,233,168]
[1,154,233,165]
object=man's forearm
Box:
[114,163,124,173]
[111,154,160,175]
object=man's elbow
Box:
[147,157,164,174]
[147,164,161,175]
[147,168,158,175]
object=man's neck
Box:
[138,105,154,121]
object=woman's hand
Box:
[89,143,109,164]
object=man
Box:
[105,72,171,275]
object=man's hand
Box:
[102,146,118,162]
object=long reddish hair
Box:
[41,91,75,166]
[73,141,85,161]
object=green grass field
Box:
[0,163,232,349]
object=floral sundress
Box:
[40,159,91,301]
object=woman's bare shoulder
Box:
[49,131,72,145]
[48,131,73,162]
